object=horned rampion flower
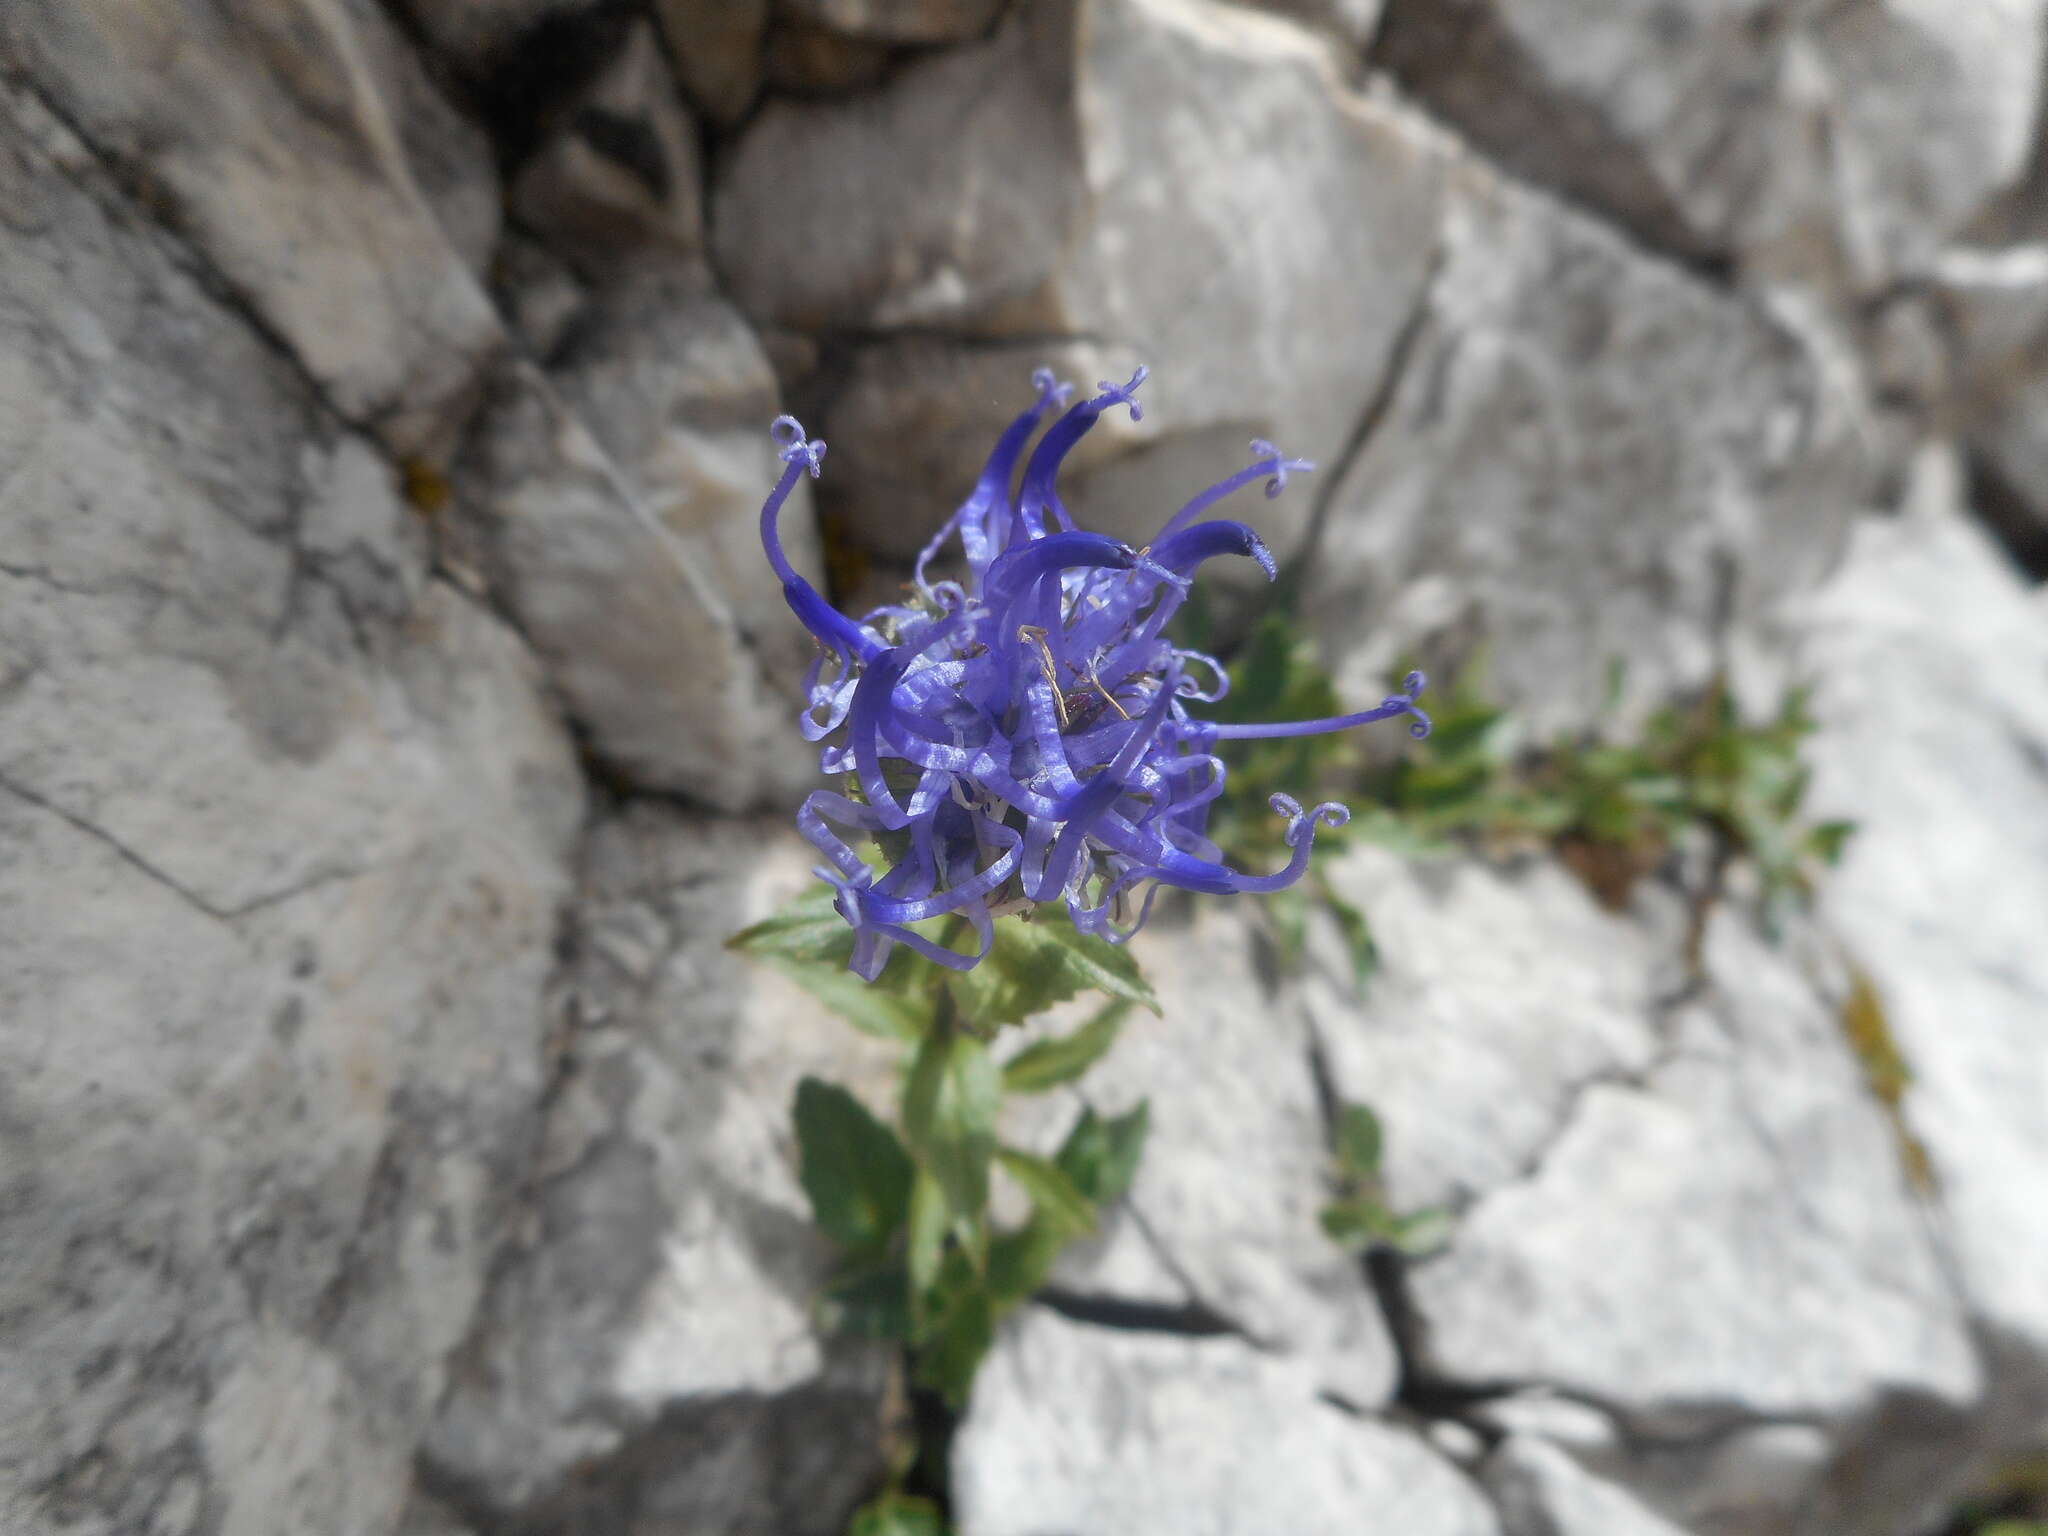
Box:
[760,367,1431,979]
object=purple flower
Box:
[760,367,1430,979]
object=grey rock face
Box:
[423,810,893,1529]
[1375,0,2048,294]
[1799,460,2048,1392]
[777,0,1004,45]
[951,1307,1501,1536]
[1483,1435,1692,1536]
[1045,903,1401,1407]
[1304,158,1869,737]
[655,0,770,124]
[0,0,507,457]
[510,20,707,272]
[715,0,1447,563]
[0,80,582,1536]
[450,357,809,810]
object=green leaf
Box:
[995,1147,1097,1238]
[729,884,929,1039]
[945,910,1158,1030]
[792,1078,914,1253]
[1053,1101,1150,1206]
[1388,1207,1455,1257]
[1321,888,1379,992]
[1333,1102,1384,1180]
[986,1215,1068,1307]
[848,1493,949,1536]
[906,1166,947,1305]
[1318,1198,1385,1250]
[819,1260,913,1341]
[915,1277,995,1409]
[999,1000,1130,1094]
[727,884,852,965]
[902,1031,1001,1224]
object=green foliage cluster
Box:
[1318,1101,1451,1258]
[1196,608,1853,945]
[729,889,1159,1526]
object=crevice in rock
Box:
[1283,239,1445,604]
[1034,1287,1241,1338]
[1,68,380,443]
[0,770,363,924]
[1963,447,2048,580]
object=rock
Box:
[449,356,810,810]
[1400,902,1980,1524]
[340,0,502,276]
[1302,846,1670,1213]
[422,808,895,1527]
[1247,0,1387,50]
[398,0,609,80]
[1303,158,1868,739]
[510,20,706,272]
[0,0,507,456]
[1483,1435,1691,1536]
[778,0,1004,45]
[492,233,591,359]
[544,262,824,692]
[0,80,582,1536]
[1798,455,2048,1396]
[1044,903,1401,1407]
[761,18,898,96]
[951,1307,1501,1536]
[655,0,770,125]
[714,0,1448,563]
[1374,0,2048,295]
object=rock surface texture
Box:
[5,1,2048,1534]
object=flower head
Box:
[760,368,1430,979]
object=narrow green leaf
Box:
[916,1279,995,1409]
[902,1031,1001,1224]
[1054,1101,1150,1207]
[906,1167,947,1304]
[1318,1200,1378,1250]
[1333,1102,1384,1181]
[726,884,852,965]
[1389,1207,1455,1258]
[1321,888,1379,992]
[849,1493,949,1536]
[986,1215,1068,1307]
[995,1147,1097,1238]
[792,1078,913,1252]
[999,1000,1130,1094]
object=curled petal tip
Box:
[772,414,826,477]
[1249,439,1315,499]
[1403,670,1427,696]
[1031,366,1076,407]
[1098,365,1149,421]
[1407,708,1434,740]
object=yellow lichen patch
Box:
[400,456,452,517]
[1839,964,1937,1194]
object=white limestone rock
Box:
[422,811,897,1528]
[0,0,507,456]
[1374,0,2048,295]
[0,82,582,1536]
[952,1306,1501,1536]
[1305,159,1868,739]
[1044,903,1401,1408]
[714,0,1448,563]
